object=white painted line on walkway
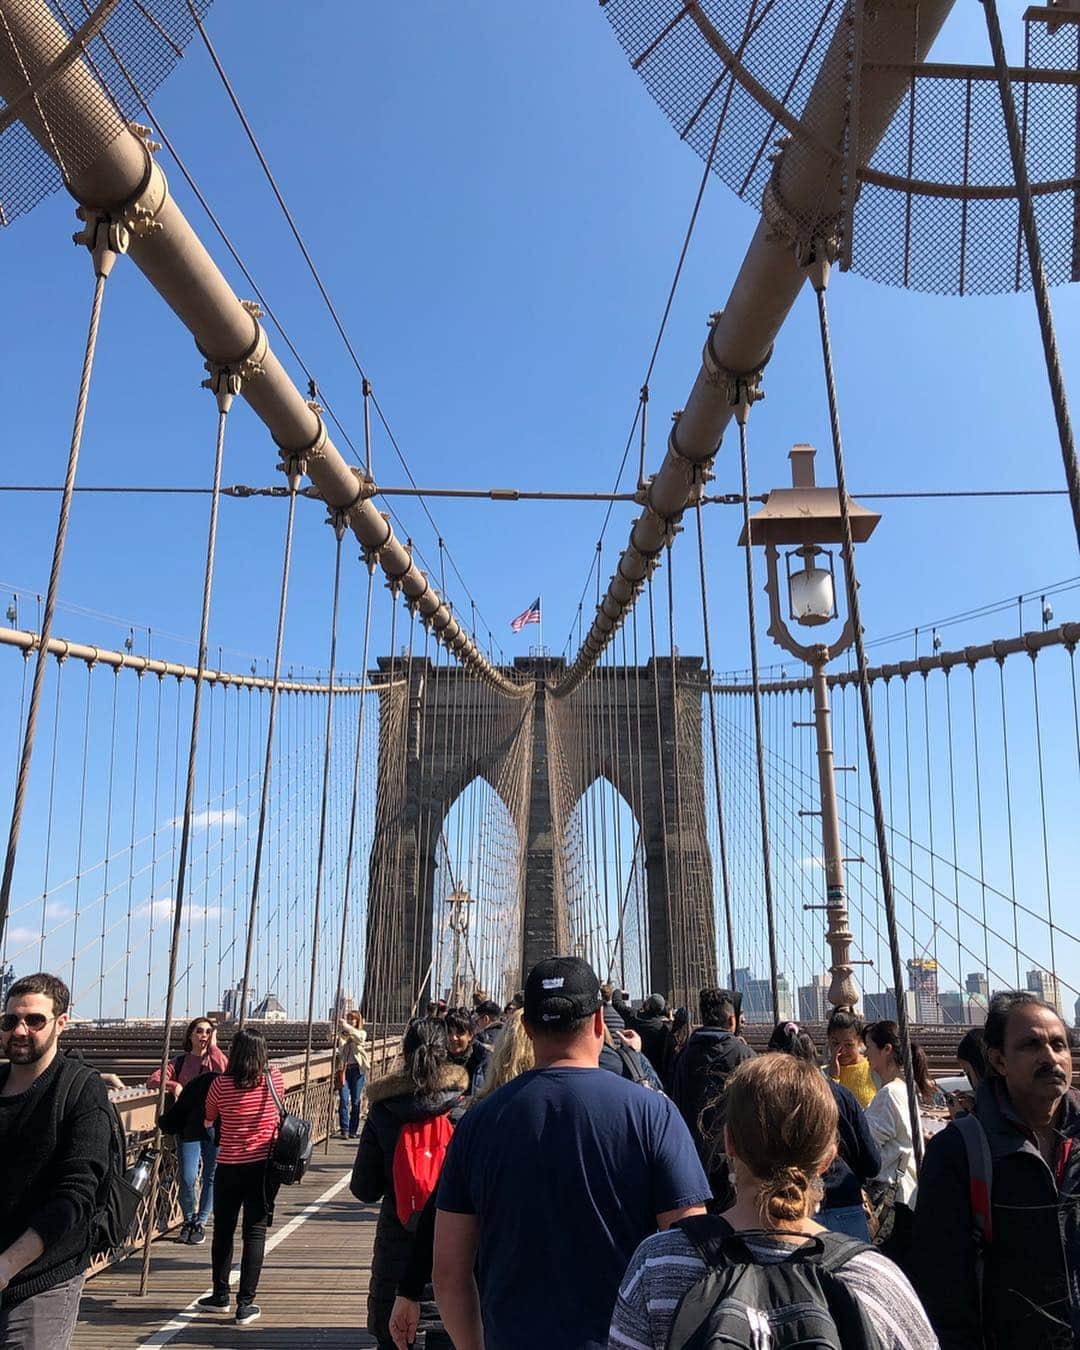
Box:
[133,1169,352,1349]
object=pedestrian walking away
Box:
[611,988,671,1076]
[609,1053,938,1350]
[0,973,112,1350]
[434,956,711,1350]
[670,986,756,1204]
[351,1016,467,1350]
[197,1028,285,1327]
[147,1015,227,1244]
[767,1021,881,1242]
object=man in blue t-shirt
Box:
[433,956,711,1350]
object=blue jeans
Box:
[178,1136,218,1225]
[821,1202,871,1242]
[339,1062,365,1135]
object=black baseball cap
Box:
[524,957,602,1028]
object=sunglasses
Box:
[1,1012,56,1032]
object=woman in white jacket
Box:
[864,1019,934,1279]
[337,1011,371,1139]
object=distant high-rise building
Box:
[739,974,793,1024]
[1027,967,1062,1017]
[0,962,14,1006]
[1074,994,1080,1030]
[965,973,989,999]
[329,989,355,1021]
[220,984,252,1022]
[907,959,941,1024]
[939,990,983,1026]
[743,979,772,1023]
[863,989,918,1024]
[798,975,830,1024]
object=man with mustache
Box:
[914,990,1080,1348]
[0,972,112,1348]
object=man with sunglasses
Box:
[0,972,111,1348]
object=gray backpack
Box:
[665,1216,889,1350]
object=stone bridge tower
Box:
[363,656,717,1021]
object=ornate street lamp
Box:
[739,445,880,1012]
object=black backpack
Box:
[264,1071,313,1185]
[665,1216,889,1350]
[57,1062,143,1257]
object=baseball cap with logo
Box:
[523,956,602,1028]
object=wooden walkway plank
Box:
[72,1143,379,1348]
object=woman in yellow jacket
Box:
[826,1007,877,1109]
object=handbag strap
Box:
[264,1069,286,1121]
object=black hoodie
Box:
[350,1062,468,1345]
[670,1024,756,1158]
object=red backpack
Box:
[392,1115,454,1230]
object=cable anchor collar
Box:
[72,207,129,279]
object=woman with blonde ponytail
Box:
[609,1055,938,1350]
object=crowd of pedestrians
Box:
[1,963,1078,1347]
[355,968,1080,1350]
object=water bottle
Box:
[128,1146,157,1195]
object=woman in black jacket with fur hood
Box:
[350,1017,467,1349]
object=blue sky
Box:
[1,2,1078,1015]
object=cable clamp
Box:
[72,207,129,279]
[325,505,350,542]
[277,453,308,493]
[348,466,377,501]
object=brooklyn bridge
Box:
[0,0,1079,1345]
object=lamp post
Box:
[739,445,880,1012]
[446,886,473,1006]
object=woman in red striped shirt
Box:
[196,1029,285,1327]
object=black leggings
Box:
[211,1160,280,1305]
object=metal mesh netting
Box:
[0,0,212,228]
[601,0,1080,295]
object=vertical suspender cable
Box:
[301,528,345,1116]
[140,374,234,1295]
[695,501,737,987]
[736,408,781,1023]
[0,224,120,945]
[325,564,376,1149]
[982,0,1080,551]
[238,466,302,1025]
[812,267,922,1165]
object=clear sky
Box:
[1,2,1078,1017]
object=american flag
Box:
[510,596,541,633]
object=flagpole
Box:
[539,594,543,657]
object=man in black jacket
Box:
[670,987,756,1196]
[611,990,671,1076]
[0,972,112,1348]
[914,991,1080,1349]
